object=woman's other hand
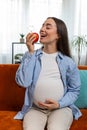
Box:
[38,99,60,110]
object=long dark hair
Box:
[47,17,71,57]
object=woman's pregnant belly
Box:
[33,79,64,107]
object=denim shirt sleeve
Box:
[58,59,81,108]
[15,51,36,88]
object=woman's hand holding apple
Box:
[26,32,39,54]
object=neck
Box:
[43,44,57,54]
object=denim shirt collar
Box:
[35,48,64,60]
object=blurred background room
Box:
[0,0,87,65]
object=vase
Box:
[20,38,24,43]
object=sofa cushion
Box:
[75,70,87,108]
[0,111,23,130]
[0,109,87,130]
[70,109,87,130]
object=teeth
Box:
[41,35,46,37]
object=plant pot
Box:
[20,38,24,43]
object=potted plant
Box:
[14,53,24,64]
[71,35,87,65]
[20,33,25,43]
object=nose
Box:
[40,26,46,32]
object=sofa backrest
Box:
[0,64,25,111]
[0,64,87,111]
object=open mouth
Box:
[40,34,47,39]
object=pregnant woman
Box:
[14,17,81,130]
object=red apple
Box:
[32,32,39,44]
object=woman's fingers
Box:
[38,99,59,110]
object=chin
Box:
[40,40,47,44]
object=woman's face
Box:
[39,18,59,44]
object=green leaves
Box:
[72,35,87,48]
[71,35,87,65]
[20,33,25,38]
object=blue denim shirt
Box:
[14,48,82,120]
